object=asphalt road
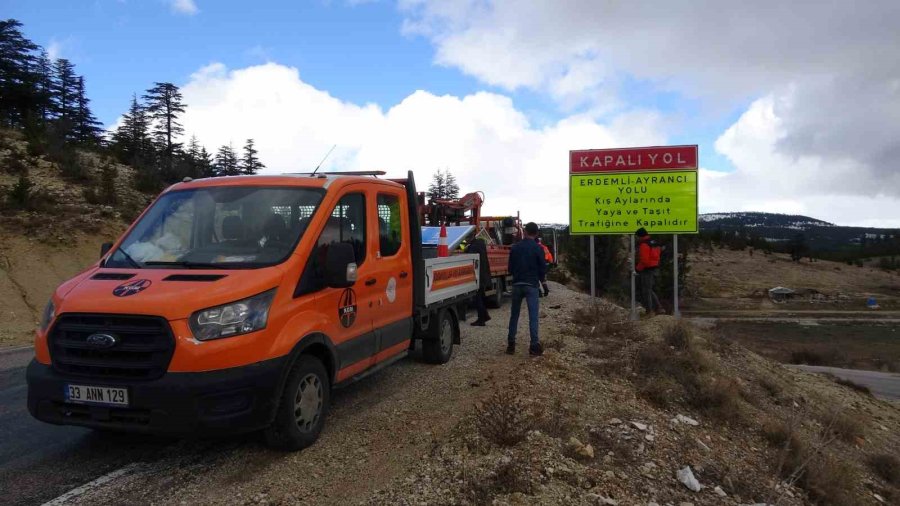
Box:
[792,364,900,401]
[0,347,190,506]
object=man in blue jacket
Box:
[506,222,549,356]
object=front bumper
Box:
[27,356,287,436]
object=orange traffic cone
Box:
[437,224,449,257]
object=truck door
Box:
[303,189,379,380]
[370,188,414,362]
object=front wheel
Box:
[423,309,456,364]
[264,355,330,451]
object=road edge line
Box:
[0,344,33,355]
[41,463,142,506]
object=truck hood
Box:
[55,267,286,321]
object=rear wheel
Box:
[264,355,330,451]
[486,278,504,308]
[423,309,455,364]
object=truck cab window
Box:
[296,193,367,296]
[377,194,402,257]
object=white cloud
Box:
[169,0,199,15]
[700,96,900,227]
[47,39,63,60]
[179,62,665,223]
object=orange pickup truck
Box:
[27,170,479,450]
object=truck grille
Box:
[49,314,175,380]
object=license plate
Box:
[65,384,129,407]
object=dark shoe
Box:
[529,343,544,356]
[506,343,515,355]
[471,320,486,327]
[484,315,492,323]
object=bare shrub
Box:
[686,376,744,422]
[475,389,533,447]
[533,396,578,439]
[637,377,679,408]
[821,410,864,443]
[571,304,620,335]
[757,374,783,398]
[804,454,859,505]
[833,377,873,397]
[868,453,900,485]
[662,321,693,350]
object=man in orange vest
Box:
[635,227,662,316]
[536,237,553,264]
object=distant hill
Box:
[699,212,899,253]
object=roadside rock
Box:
[676,466,703,492]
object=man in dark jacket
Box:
[466,237,492,326]
[506,222,548,356]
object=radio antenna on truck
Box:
[311,144,337,175]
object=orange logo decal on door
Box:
[338,288,357,328]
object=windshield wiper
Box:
[143,261,246,270]
[112,247,143,269]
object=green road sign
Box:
[569,146,698,235]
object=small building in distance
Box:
[768,286,796,303]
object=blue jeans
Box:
[508,284,540,348]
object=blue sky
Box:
[5,0,738,172]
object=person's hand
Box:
[542,282,550,297]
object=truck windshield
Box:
[105,186,325,269]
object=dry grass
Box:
[533,396,579,439]
[804,454,859,505]
[820,410,865,443]
[662,320,693,350]
[758,376,783,398]
[474,389,533,447]
[868,453,900,485]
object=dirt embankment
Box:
[0,231,124,347]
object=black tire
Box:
[486,278,504,308]
[423,309,455,364]
[264,355,330,451]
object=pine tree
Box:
[444,170,460,199]
[240,138,264,175]
[110,94,151,163]
[51,58,77,121]
[198,146,214,178]
[428,171,446,201]
[73,76,101,145]
[0,19,40,127]
[142,82,185,156]
[34,49,53,121]
[214,143,239,176]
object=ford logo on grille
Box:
[85,333,118,349]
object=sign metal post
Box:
[673,234,680,318]
[589,235,596,299]
[630,235,638,320]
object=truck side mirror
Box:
[325,242,358,288]
[100,242,113,259]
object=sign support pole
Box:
[673,234,680,319]
[589,235,595,299]
[630,234,638,321]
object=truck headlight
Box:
[189,289,276,341]
[40,299,56,331]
